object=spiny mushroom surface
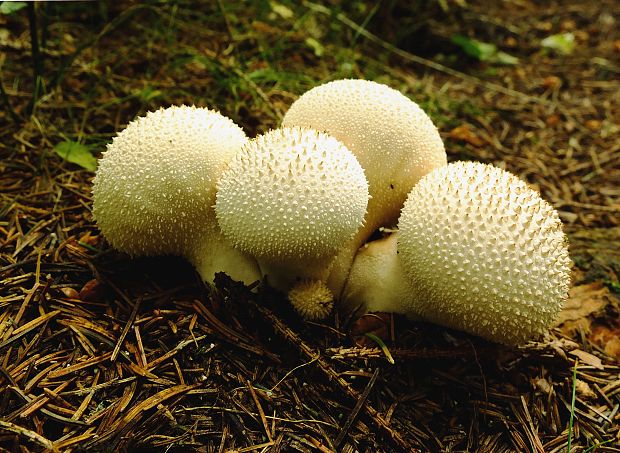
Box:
[92,105,260,285]
[215,126,369,310]
[344,161,571,345]
[282,79,446,297]
[288,279,334,321]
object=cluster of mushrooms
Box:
[92,79,572,346]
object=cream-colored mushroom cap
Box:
[215,127,369,261]
[92,105,261,285]
[398,161,571,345]
[282,78,446,228]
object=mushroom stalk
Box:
[342,232,420,318]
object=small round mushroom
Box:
[288,279,334,321]
[215,126,369,316]
[282,79,447,297]
[92,105,261,285]
[343,161,572,345]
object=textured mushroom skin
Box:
[398,161,572,345]
[92,105,260,285]
[282,79,447,296]
[288,279,334,320]
[215,127,369,290]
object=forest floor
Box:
[1,1,619,451]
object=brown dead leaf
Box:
[591,324,620,363]
[448,124,485,147]
[546,114,561,126]
[350,313,392,347]
[575,379,597,399]
[569,349,604,369]
[78,279,108,302]
[555,281,611,328]
[541,76,562,90]
[584,119,601,131]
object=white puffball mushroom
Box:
[288,279,334,321]
[344,162,572,345]
[215,126,369,312]
[282,79,447,297]
[92,105,261,285]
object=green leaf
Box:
[53,141,98,171]
[305,37,324,57]
[364,333,395,365]
[451,34,519,65]
[269,1,293,19]
[0,1,27,14]
[541,32,575,55]
[495,50,520,65]
[135,85,162,103]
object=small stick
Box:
[110,298,141,362]
[246,380,273,442]
[334,367,379,448]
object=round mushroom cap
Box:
[398,161,571,345]
[93,105,248,257]
[288,279,334,320]
[215,127,369,260]
[282,79,446,228]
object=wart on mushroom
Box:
[343,161,572,345]
[92,105,261,285]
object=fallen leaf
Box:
[78,279,108,302]
[555,281,611,326]
[541,33,575,55]
[541,75,562,90]
[546,114,561,126]
[53,141,98,171]
[569,349,604,369]
[585,119,601,131]
[591,325,620,363]
[448,124,485,147]
[350,313,392,347]
[575,379,597,399]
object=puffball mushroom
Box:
[215,126,369,315]
[344,161,571,345]
[282,79,447,297]
[92,105,260,285]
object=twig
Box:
[334,367,379,448]
[110,297,141,362]
[246,380,273,442]
[0,420,56,451]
